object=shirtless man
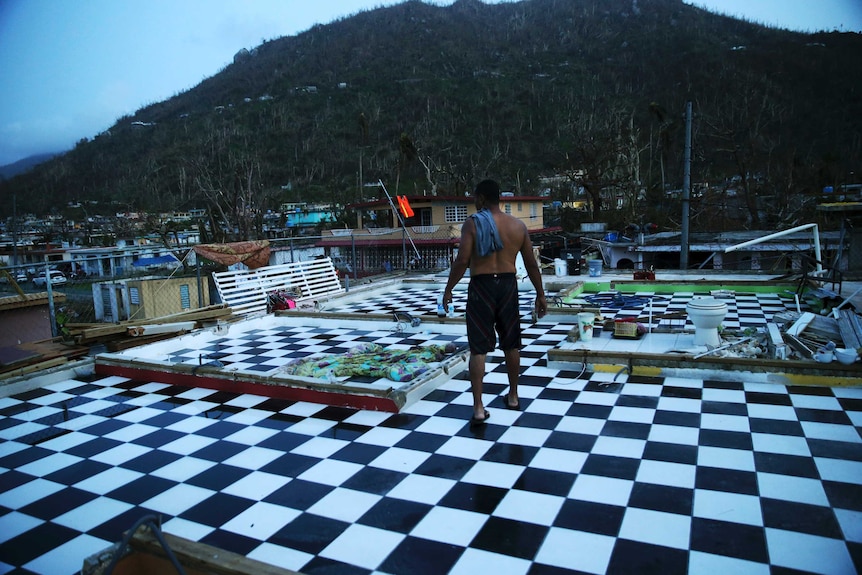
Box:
[443,179,548,426]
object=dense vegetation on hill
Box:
[2,0,860,241]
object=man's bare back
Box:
[460,207,529,276]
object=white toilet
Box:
[686,296,728,347]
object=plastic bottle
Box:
[447,302,455,317]
[437,294,446,317]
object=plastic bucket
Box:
[588,259,602,277]
[578,312,595,342]
[554,258,566,276]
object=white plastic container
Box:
[554,259,566,276]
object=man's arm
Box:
[443,218,475,307]
[520,232,547,318]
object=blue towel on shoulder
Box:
[470,208,503,257]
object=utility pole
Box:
[680,101,692,270]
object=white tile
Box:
[497,426,552,447]
[657,396,702,414]
[24,534,110,575]
[697,446,756,472]
[766,528,855,575]
[409,506,487,546]
[555,415,605,436]
[460,460,524,489]
[636,460,697,489]
[74,466,143,495]
[368,447,431,474]
[297,459,363,486]
[161,517,214,541]
[756,472,829,506]
[835,508,862,543]
[114,406,164,423]
[701,412,751,433]
[568,474,633,506]
[493,489,564,525]
[307,487,381,523]
[801,421,861,443]
[529,447,588,475]
[413,415,467,436]
[648,423,700,446]
[693,489,763,526]
[534,527,615,574]
[222,446,284,470]
[814,457,862,485]
[435,436,494,460]
[619,383,663,397]
[619,507,691,549]
[592,436,646,459]
[386,473,456,505]
[0,511,41,544]
[18,452,82,477]
[247,542,314,573]
[291,436,349,459]
[0,478,64,509]
[448,548,531,575]
[37,431,97,453]
[688,551,770,575]
[526,398,574,416]
[159,433,217,455]
[152,456,216,482]
[142,484,215,516]
[282,417,337,437]
[221,501,300,539]
[751,433,811,456]
[0,421,47,441]
[702,388,746,404]
[790,394,842,410]
[104,423,160,442]
[355,426,410,447]
[223,408,273,426]
[53,497,132,531]
[221,471,290,500]
[222,425,280,446]
[321,523,404,571]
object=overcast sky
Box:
[0,0,860,167]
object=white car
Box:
[32,270,67,287]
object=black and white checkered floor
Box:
[1,284,860,574]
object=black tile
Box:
[439,482,507,514]
[380,412,430,431]
[189,440,249,462]
[566,403,613,420]
[342,466,406,495]
[482,443,540,466]
[78,419,137,437]
[616,395,659,410]
[807,438,862,461]
[601,421,651,440]
[787,385,834,396]
[701,401,748,416]
[270,513,350,554]
[513,468,576,497]
[746,391,793,406]
[795,408,852,425]
[703,380,744,390]
[470,515,548,559]
[661,386,702,400]
[131,428,186,449]
[606,538,688,575]
[690,517,769,563]
[753,452,820,478]
[259,452,320,478]
[653,410,701,428]
[88,505,160,541]
[629,483,693,516]
[823,480,862,511]
[0,445,52,469]
[695,467,758,495]
[394,431,449,454]
[642,442,698,465]
[300,556,371,575]
[0,521,79,565]
[120,449,183,473]
[542,431,597,453]
[195,420,246,439]
[44,459,112,485]
[186,464,252,491]
[515,412,563,430]
[330,442,388,465]
[698,429,753,450]
[580,454,640,480]
[761,498,843,538]
[748,418,805,436]
[0,469,34,493]
[257,430,314,452]
[264,479,333,510]
[378,535,462,575]
[553,499,624,536]
[200,527,261,556]
[107,475,178,505]
[180,492,256,527]
[414,454,475,481]
[358,497,432,533]
[19,486,98,521]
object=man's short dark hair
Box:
[475,179,500,203]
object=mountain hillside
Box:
[2,0,860,240]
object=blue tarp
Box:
[133,255,179,267]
